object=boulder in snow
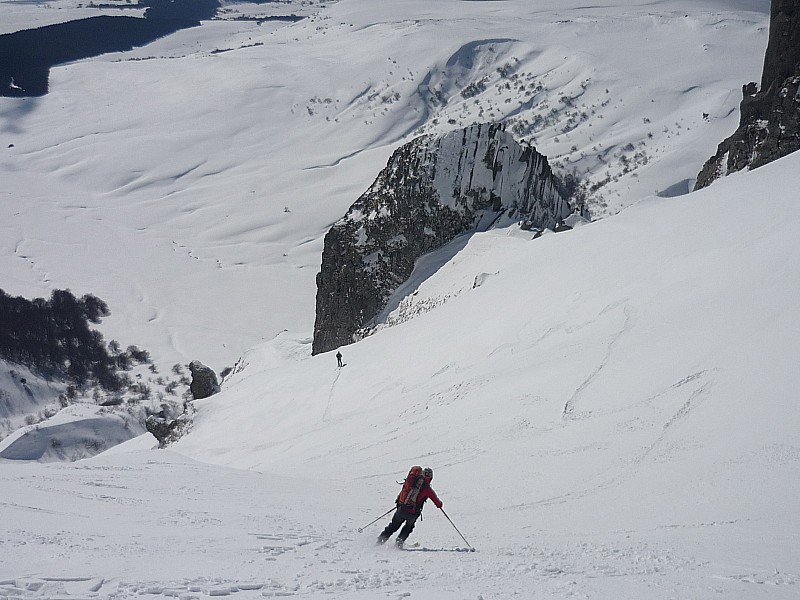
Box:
[189,360,220,400]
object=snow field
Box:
[1,0,798,598]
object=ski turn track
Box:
[562,302,633,420]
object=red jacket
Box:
[399,477,442,514]
[416,485,443,512]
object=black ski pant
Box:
[378,508,418,542]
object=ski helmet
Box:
[423,467,433,480]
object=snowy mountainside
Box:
[1,1,798,597]
[0,0,769,373]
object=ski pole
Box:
[357,507,396,533]
[440,507,475,551]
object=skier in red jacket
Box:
[377,467,442,548]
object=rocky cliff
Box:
[312,123,571,355]
[696,0,800,189]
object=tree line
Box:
[0,288,149,390]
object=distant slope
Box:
[0,403,143,461]
[0,359,64,440]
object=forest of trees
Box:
[0,288,148,390]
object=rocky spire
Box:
[695,0,800,189]
[312,123,571,355]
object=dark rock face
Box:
[696,0,800,189]
[188,360,220,400]
[312,123,571,355]
[761,0,800,92]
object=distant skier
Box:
[377,467,442,548]
[336,350,343,368]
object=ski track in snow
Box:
[3,452,798,600]
[510,367,721,512]
[3,542,797,600]
[322,368,343,423]
[562,301,634,420]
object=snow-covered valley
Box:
[2,0,799,598]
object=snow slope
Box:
[2,0,798,598]
[3,150,799,600]
[176,147,800,531]
[0,359,65,439]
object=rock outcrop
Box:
[145,411,192,448]
[188,360,220,400]
[696,0,800,189]
[312,123,572,355]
